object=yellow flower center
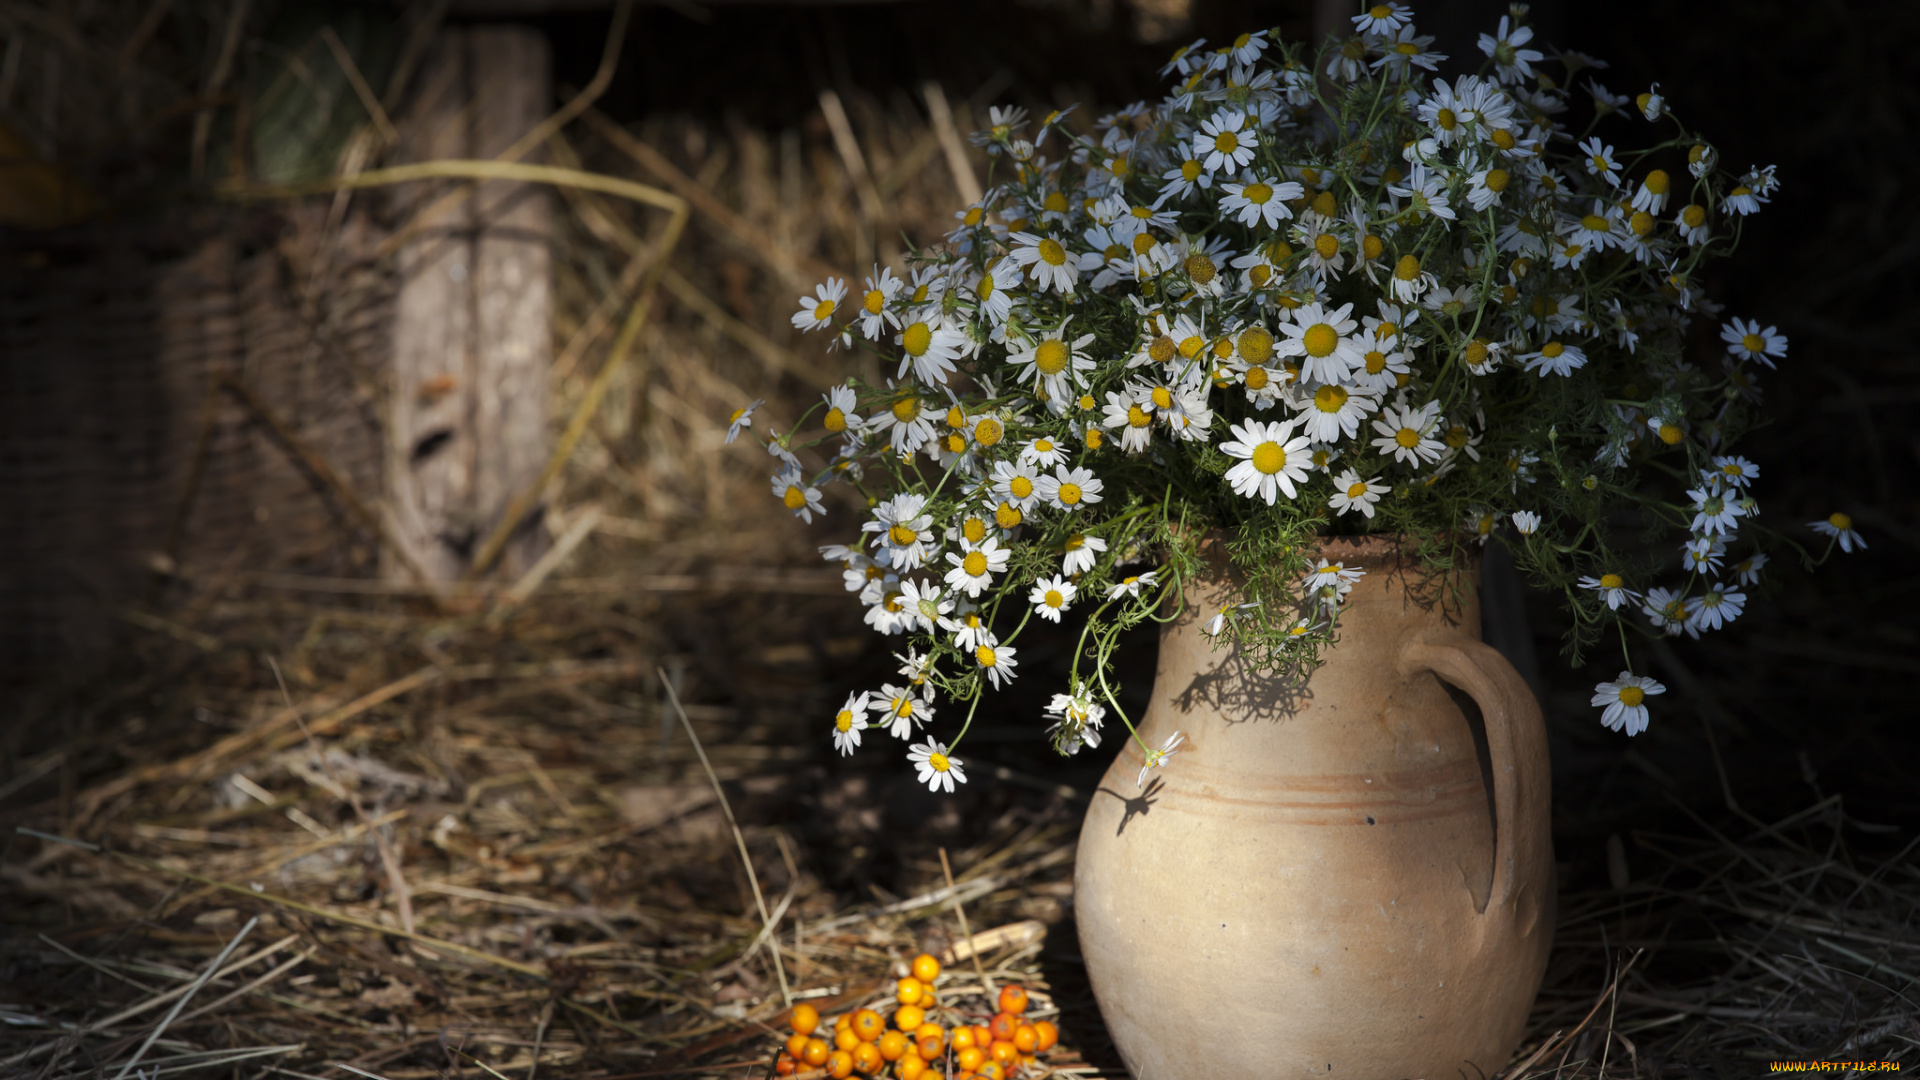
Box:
[975,646,997,667]
[1103,243,1127,262]
[912,284,929,302]
[1394,41,1419,55]
[1079,394,1096,410]
[1133,233,1159,256]
[1481,168,1509,194]
[813,299,835,320]
[1034,339,1070,375]
[1731,185,1752,198]
[1630,211,1654,236]
[1829,512,1853,529]
[1181,160,1202,181]
[824,407,846,432]
[1541,342,1565,358]
[1741,333,1765,353]
[1064,533,1086,551]
[783,485,807,509]
[1436,107,1457,130]
[1681,204,1707,228]
[1314,384,1348,413]
[1150,386,1174,409]
[1369,3,1391,14]
[1043,191,1069,213]
[1127,404,1151,428]
[1045,589,1065,608]
[1464,340,1490,367]
[1644,169,1671,195]
[996,502,1023,528]
[1250,441,1287,474]
[1599,573,1623,589]
[1490,128,1516,151]
[958,519,987,546]
[1361,234,1384,260]
[1581,213,1609,232]
[888,524,918,547]
[1173,335,1201,360]
[1235,326,1276,363]
[1393,254,1421,281]
[1037,238,1067,266]
[1658,423,1683,444]
[1213,130,1240,154]
[729,406,748,425]
[1243,182,1273,205]
[1057,482,1083,504]
[892,397,920,423]
[1617,685,1645,707]
[1311,190,1336,216]
[1245,366,1269,390]
[955,550,987,579]
[973,417,1003,446]
[1143,335,1175,365]
[1302,323,1338,358]
[836,710,854,732]
[1010,476,1034,499]
[1185,254,1217,283]
[902,322,933,356]
[962,207,985,227]
[1314,233,1339,259]
[976,273,995,299]
[1364,350,1387,374]
[1394,428,1419,449]
[1445,425,1469,448]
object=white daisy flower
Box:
[1101,389,1155,453]
[1202,601,1260,636]
[1809,512,1866,553]
[791,277,846,333]
[1466,507,1499,547]
[1045,691,1106,754]
[1136,731,1186,788]
[894,317,969,386]
[1276,301,1363,385]
[1295,381,1380,444]
[989,459,1043,512]
[820,383,863,438]
[908,740,967,793]
[1007,325,1097,400]
[1219,174,1303,229]
[864,493,935,571]
[1682,536,1727,575]
[772,469,825,524]
[1685,485,1748,537]
[1008,231,1080,294]
[861,578,909,635]
[1731,551,1769,586]
[1511,510,1542,535]
[725,399,763,444]
[1592,671,1665,736]
[1353,2,1411,35]
[1576,136,1622,187]
[1219,418,1312,505]
[973,641,1019,689]
[1720,317,1787,368]
[1107,571,1159,600]
[1521,340,1588,377]
[870,394,938,455]
[1369,400,1446,466]
[1630,168,1672,215]
[1707,455,1761,489]
[870,683,931,739]
[1637,83,1666,121]
[1675,202,1710,245]
[1303,559,1365,612]
[1327,470,1389,518]
[1029,574,1077,622]
[944,537,1010,598]
[1061,532,1109,576]
[1684,583,1745,634]
[1387,162,1456,220]
[1194,110,1258,175]
[831,691,870,756]
[855,266,904,339]
[1371,25,1445,77]
[896,578,951,634]
[1478,16,1543,84]
[1465,165,1512,210]
[1642,586,1689,637]
[1037,465,1104,512]
[1578,572,1638,611]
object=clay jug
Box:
[1075,537,1553,1079]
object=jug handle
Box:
[1398,630,1551,933]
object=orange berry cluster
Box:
[772,954,1059,1080]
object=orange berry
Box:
[851,1008,885,1043]
[977,1063,1007,1080]
[852,1040,883,1073]
[973,1023,994,1048]
[834,1013,853,1033]
[912,953,942,983]
[897,1054,927,1080]
[997,985,1029,1015]
[1013,1024,1039,1053]
[802,1037,831,1067]
[913,1022,946,1057]
[834,1026,860,1052]
[790,1003,821,1035]
[989,1039,1018,1065]
[988,1013,1017,1042]
[878,1030,910,1061]
[957,1046,986,1072]
[1034,1020,1059,1051]
[825,1048,854,1078]
[950,1027,977,1052]
[894,1004,926,1032]
[774,1053,796,1075]
[897,976,924,1005]
[785,1033,810,1058]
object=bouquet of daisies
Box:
[727,3,1860,791]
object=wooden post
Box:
[387,26,552,583]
